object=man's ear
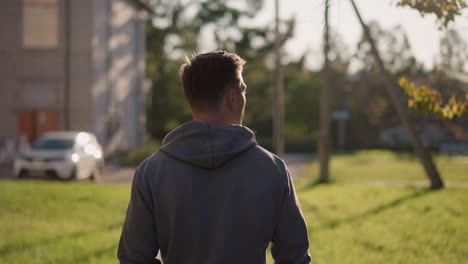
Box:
[225,88,236,110]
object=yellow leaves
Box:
[396,0,467,28]
[398,76,409,87]
[440,3,458,12]
[446,96,468,117]
[398,76,468,119]
[451,102,458,113]
[441,107,453,119]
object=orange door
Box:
[36,111,57,137]
[18,111,35,142]
[18,110,57,142]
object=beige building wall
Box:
[68,0,93,131]
[92,0,148,151]
[0,0,93,138]
[0,0,65,138]
[0,0,148,152]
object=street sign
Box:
[332,110,350,120]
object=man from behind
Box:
[118,51,311,264]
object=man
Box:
[118,51,311,264]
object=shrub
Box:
[119,140,160,167]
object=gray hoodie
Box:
[118,120,311,264]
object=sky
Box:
[245,0,468,71]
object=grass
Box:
[298,185,468,264]
[0,181,129,264]
[303,150,468,184]
[0,150,467,263]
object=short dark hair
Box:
[179,50,246,110]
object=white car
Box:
[14,131,104,181]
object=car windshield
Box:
[31,138,74,150]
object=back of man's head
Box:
[179,51,246,111]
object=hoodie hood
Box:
[160,120,258,169]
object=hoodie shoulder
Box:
[132,152,164,183]
[247,145,289,183]
[252,145,287,166]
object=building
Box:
[0,0,151,154]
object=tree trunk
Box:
[318,0,332,183]
[349,0,444,189]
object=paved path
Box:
[283,153,314,179]
[350,180,468,188]
[0,161,137,183]
[99,153,313,184]
[100,165,135,184]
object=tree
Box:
[398,27,468,119]
[397,27,468,143]
[347,22,426,149]
[318,0,332,183]
[399,76,468,119]
[355,22,424,76]
[284,56,321,144]
[350,0,444,189]
[439,27,468,73]
[396,0,467,28]
[145,1,197,139]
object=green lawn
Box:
[303,150,468,184]
[298,184,468,264]
[1,151,467,264]
[0,181,129,264]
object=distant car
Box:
[14,131,104,181]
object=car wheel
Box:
[16,170,27,179]
[61,166,76,181]
[90,168,101,182]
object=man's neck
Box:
[192,112,240,126]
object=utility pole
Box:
[273,0,285,157]
[349,0,444,189]
[318,0,332,182]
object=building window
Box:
[23,0,58,48]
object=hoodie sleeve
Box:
[271,162,311,264]
[118,161,161,264]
